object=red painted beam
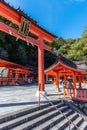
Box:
[0,22,51,51]
[44,44,51,52]
[0,3,20,25]
[0,22,39,46]
[0,1,56,42]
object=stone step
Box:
[80,121,87,130]
[0,101,59,124]
[0,104,48,124]
[0,102,65,130]
[50,111,78,130]
[65,115,84,130]
[12,105,69,130]
[71,118,85,130]
[33,109,73,130]
[0,100,86,130]
[12,110,59,130]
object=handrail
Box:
[40,93,80,130]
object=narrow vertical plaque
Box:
[18,16,30,36]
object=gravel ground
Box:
[0,83,63,116]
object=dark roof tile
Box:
[45,54,77,70]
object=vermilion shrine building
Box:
[45,55,87,89]
[45,55,87,101]
[0,59,33,85]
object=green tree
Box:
[66,38,87,61]
[51,37,66,49]
[82,27,87,38]
[65,38,76,44]
[59,43,71,55]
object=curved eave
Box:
[0,59,30,70]
[44,61,87,75]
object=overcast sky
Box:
[5,0,87,39]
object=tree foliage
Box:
[51,27,87,62]
[82,27,87,38]
[66,38,87,61]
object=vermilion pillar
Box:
[38,37,44,92]
[7,69,10,85]
[55,72,59,88]
[72,72,76,89]
[64,75,67,86]
[82,75,84,83]
[78,75,82,88]
[7,69,10,78]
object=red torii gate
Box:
[0,0,56,93]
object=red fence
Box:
[0,77,17,85]
[64,88,87,101]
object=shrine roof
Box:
[55,55,77,69]
[46,54,77,70]
[45,55,87,75]
[0,59,30,70]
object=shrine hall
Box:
[0,59,33,85]
[45,55,87,101]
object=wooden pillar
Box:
[64,75,67,86]
[82,75,84,83]
[15,71,19,81]
[78,75,82,88]
[72,72,76,89]
[25,74,27,81]
[22,74,24,81]
[38,37,44,92]
[55,72,59,89]
[7,69,11,79]
[7,68,10,85]
[24,73,26,81]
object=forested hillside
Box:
[0,16,87,69]
[51,27,87,63]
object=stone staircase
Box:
[0,100,87,130]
